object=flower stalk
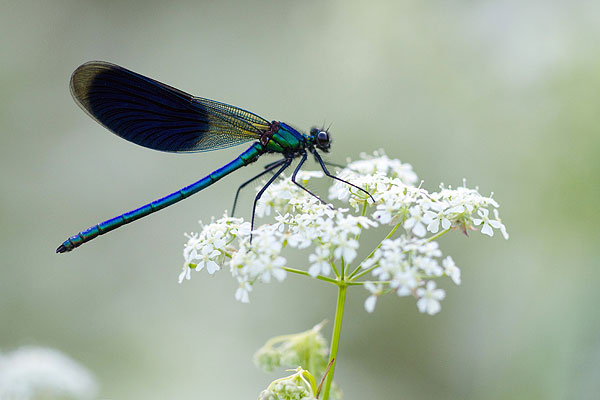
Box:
[321,282,347,400]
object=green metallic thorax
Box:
[265,122,306,153]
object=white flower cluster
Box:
[182,194,375,303]
[0,347,98,400]
[363,238,459,314]
[331,151,508,240]
[181,150,508,315]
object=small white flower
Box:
[416,281,446,315]
[235,280,252,303]
[178,265,192,283]
[414,256,443,277]
[371,187,412,224]
[308,246,332,277]
[231,221,252,237]
[418,241,442,258]
[372,202,396,224]
[472,208,502,237]
[391,267,419,296]
[254,199,268,218]
[258,255,287,283]
[493,209,510,240]
[446,204,465,214]
[364,295,377,313]
[287,232,312,249]
[183,232,203,264]
[403,206,427,237]
[336,214,371,236]
[422,201,451,233]
[195,245,221,274]
[295,170,324,183]
[443,256,461,285]
[332,233,359,262]
[364,282,384,313]
[230,246,250,275]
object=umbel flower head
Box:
[181,150,508,315]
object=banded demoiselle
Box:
[56,61,372,253]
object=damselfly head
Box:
[310,127,331,152]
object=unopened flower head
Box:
[182,150,508,315]
[258,367,317,400]
[254,322,329,375]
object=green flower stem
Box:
[426,228,451,242]
[346,281,365,287]
[303,369,319,397]
[346,280,391,286]
[321,282,347,400]
[354,200,369,242]
[361,199,369,217]
[331,262,340,278]
[348,222,402,280]
[349,263,377,282]
[283,267,339,285]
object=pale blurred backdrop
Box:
[1,1,599,399]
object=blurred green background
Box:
[1,1,599,399]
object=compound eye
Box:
[310,127,320,136]
[317,130,330,146]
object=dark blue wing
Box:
[70,61,270,153]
